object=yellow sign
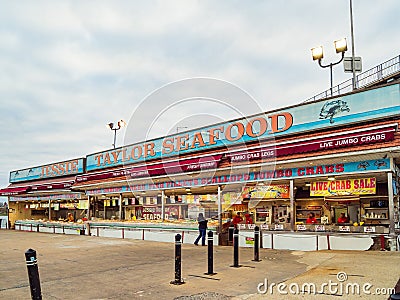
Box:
[310,178,376,196]
[245,185,290,199]
[78,200,89,210]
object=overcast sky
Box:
[1,0,399,194]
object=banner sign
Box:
[243,185,290,199]
[85,159,389,195]
[227,125,396,163]
[310,178,376,196]
[9,193,82,201]
[86,84,400,171]
[10,158,84,183]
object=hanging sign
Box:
[246,185,290,199]
[310,178,376,196]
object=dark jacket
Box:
[198,219,208,230]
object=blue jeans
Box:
[194,228,206,245]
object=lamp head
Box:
[311,46,323,61]
[334,38,347,53]
[118,119,126,128]
[107,122,114,130]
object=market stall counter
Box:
[15,220,85,235]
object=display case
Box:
[362,207,389,224]
[255,207,271,223]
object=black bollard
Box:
[252,226,261,262]
[231,228,241,268]
[170,234,184,285]
[25,249,42,300]
[205,230,217,275]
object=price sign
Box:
[315,225,326,232]
[245,237,254,245]
[297,224,307,231]
[363,226,376,233]
[247,224,256,230]
[260,224,269,230]
[339,226,350,232]
[238,224,246,230]
[274,224,284,230]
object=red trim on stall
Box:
[0,186,31,196]
[76,154,223,183]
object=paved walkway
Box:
[0,230,399,299]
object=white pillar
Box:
[48,199,51,221]
[218,185,222,233]
[161,190,165,221]
[103,197,106,220]
[119,193,123,220]
[87,195,91,219]
[388,171,395,235]
[290,180,295,232]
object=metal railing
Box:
[304,54,400,102]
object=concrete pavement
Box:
[0,230,399,299]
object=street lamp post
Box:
[311,38,348,96]
[107,120,126,149]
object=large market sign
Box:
[10,158,84,183]
[86,84,400,171]
[85,159,389,195]
[310,178,376,196]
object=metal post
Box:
[25,249,42,300]
[253,226,261,262]
[388,170,396,235]
[217,185,222,234]
[113,129,117,149]
[231,228,240,268]
[170,234,184,285]
[329,64,333,96]
[289,180,295,232]
[205,231,217,275]
[350,0,357,90]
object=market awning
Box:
[2,175,77,198]
[76,154,223,183]
[30,181,74,192]
[0,186,31,196]
[227,124,397,162]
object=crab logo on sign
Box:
[319,99,350,124]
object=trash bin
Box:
[390,293,400,300]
